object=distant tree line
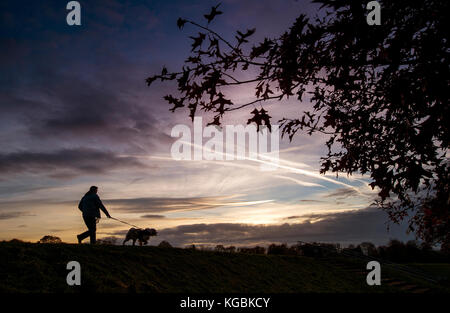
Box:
[5,235,449,263]
[208,240,449,263]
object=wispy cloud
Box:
[104,196,274,213]
[275,175,324,187]
[325,187,359,199]
[0,211,34,220]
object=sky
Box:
[0,0,415,247]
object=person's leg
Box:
[82,215,97,244]
[77,216,92,243]
[89,220,96,244]
[77,230,90,242]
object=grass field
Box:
[0,242,448,293]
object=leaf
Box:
[255,82,264,98]
[250,38,272,59]
[186,56,201,64]
[207,115,222,127]
[259,107,272,132]
[177,68,190,89]
[146,75,158,86]
[212,92,233,115]
[204,3,223,24]
[241,28,256,38]
[164,95,185,112]
[235,28,256,45]
[247,108,272,132]
[189,33,206,51]
[177,18,187,30]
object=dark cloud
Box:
[105,196,231,213]
[299,199,325,203]
[152,207,414,247]
[26,74,159,143]
[0,148,145,178]
[0,0,172,158]
[325,188,359,199]
[0,65,167,154]
[0,183,52,197]
[141,214,166,219]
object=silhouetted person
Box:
[77,186,111,244]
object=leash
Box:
[110,217,142,229]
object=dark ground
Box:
[0,242,448,293]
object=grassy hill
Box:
[0,241,447,293]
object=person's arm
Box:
[96,195,111,218]
[78,198,84,212]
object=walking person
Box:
[77,186,111,244]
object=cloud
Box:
[0,6,171,157]
[325,188,359,199]
[0,68,166,153]
[0,148,145,178]
[141,214,166,219]
[105,196,259,213]
[28,78,158,143]
[108,229,128,237]
[107,196,227,213]
[153,207,414,247]
[275,175,324,187]
[0,211,33,220]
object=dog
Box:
[123,227,157,246]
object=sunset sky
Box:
[0,0,414,246]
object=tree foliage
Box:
[147,0,449,246]
[38,235,62,244]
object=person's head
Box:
[89,186,98,194]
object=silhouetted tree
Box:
[376,239,448,262]
[96,236,118,245]
[296,242,339,257]
[158,240,173,248]
[215,244,225,252]
[238,246,266,254]
[225,246,236,253]
[38,235,62,244]
[358,242,378,256]
[8,239,25,244]
[267,243,293,255]
[386,239,408,262]
[147,0,449,246]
